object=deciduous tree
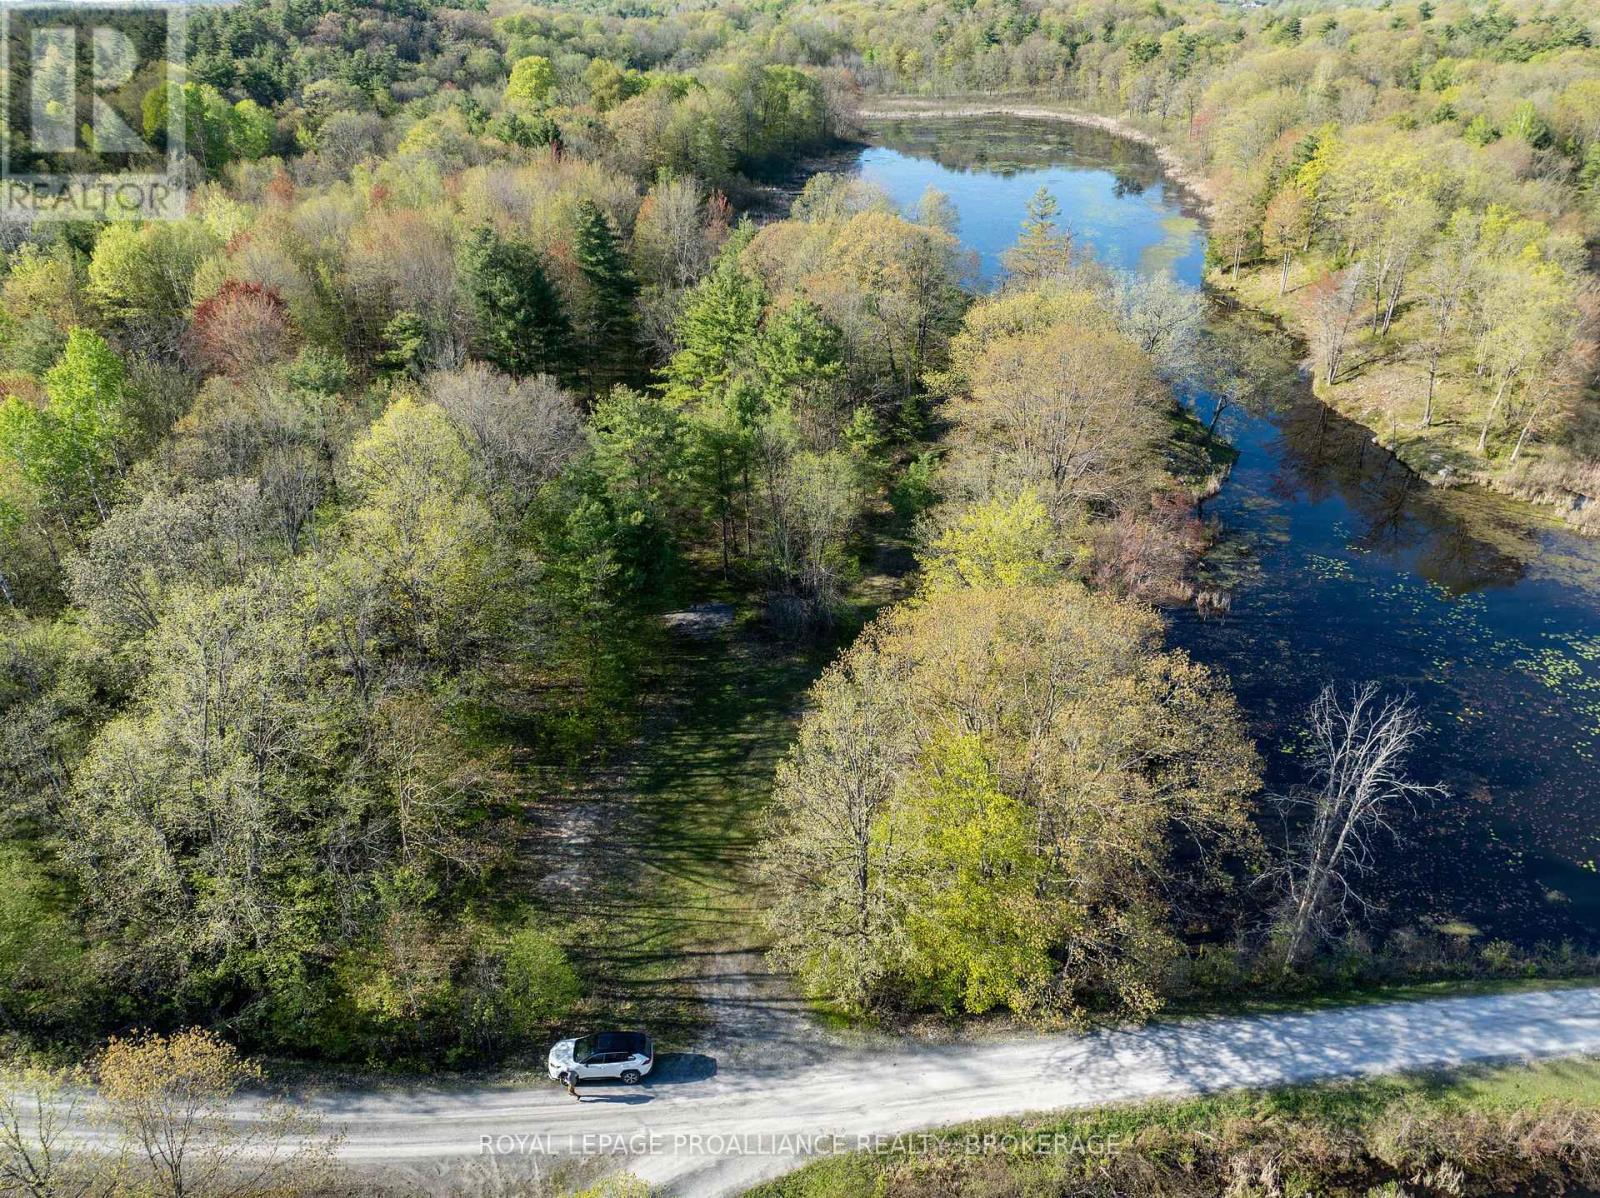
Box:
[919,488,1061,593]
[1263,186,1309,296]
[1268,684,1444,968]
[0,330,129,526]
[762,583,1259,1018]
[504,56,556,110]
[1308,264,1366,386]
[947,322,1165,523]
[97,1029,336,1198]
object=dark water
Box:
[856,117,1600,946]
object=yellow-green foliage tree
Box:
[339,394,498,660]
[946,319,1167,524]
[761,582,1260,1019]
[918,488,1063,593]
[745,195,967,404]
[97,1029,335,1196]
[504,55,556,110]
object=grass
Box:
[746,1055,1600,1197]
[523,490,921,1051]
[527,604,830,1048]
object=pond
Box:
[853,115,1600,947]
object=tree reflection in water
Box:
[849,117,1600,948]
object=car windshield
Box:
[572,1036,595,1060]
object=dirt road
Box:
[317,986,1600,1196]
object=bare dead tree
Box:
[1268,683,1445,968]
[428,364,582,516]
[0,1066,117,1198]
[1415,243,1472,429]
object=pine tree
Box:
[662,248,765,406]
[755,298,845,419]
[376,311,431,377]
[459,226,574,380]
[573,201,640,390]
[1001,187,1072,285]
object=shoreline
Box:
[852,100,1219,216]
[853,99,1597,537]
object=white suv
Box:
[547,1030,655,1085]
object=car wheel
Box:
[621,1069,642,1085]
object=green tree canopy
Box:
[662,247,765,406]
[573,201,641,389]
[504,56,556,110]
[459,226,575,381]
[0,329,129,524]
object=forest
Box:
[839,0,1600,522]
[0,0,1597,1077]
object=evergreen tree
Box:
[487,111,559,150]
[662,248,765,406]
[583,386,685,586]
[572,201,640,390]
[1581,143,1600,195]
[755,298,845,421]
[459,226,574,380]
[1001,187,1072,285]
[685,377,763,573]
[375,311,431,377]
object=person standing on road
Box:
[565,1069,581,1100]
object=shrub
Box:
[496,925,582,1038]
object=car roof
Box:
[587,1030,651,1054]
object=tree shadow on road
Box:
[647,1053,718,1084]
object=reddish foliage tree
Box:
[0,374,45,406]
[190,280,295,377]
[705,189,733,248]
[264,166,294,209]
[1092,489,1209,605]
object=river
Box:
[851,115,1600,947]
